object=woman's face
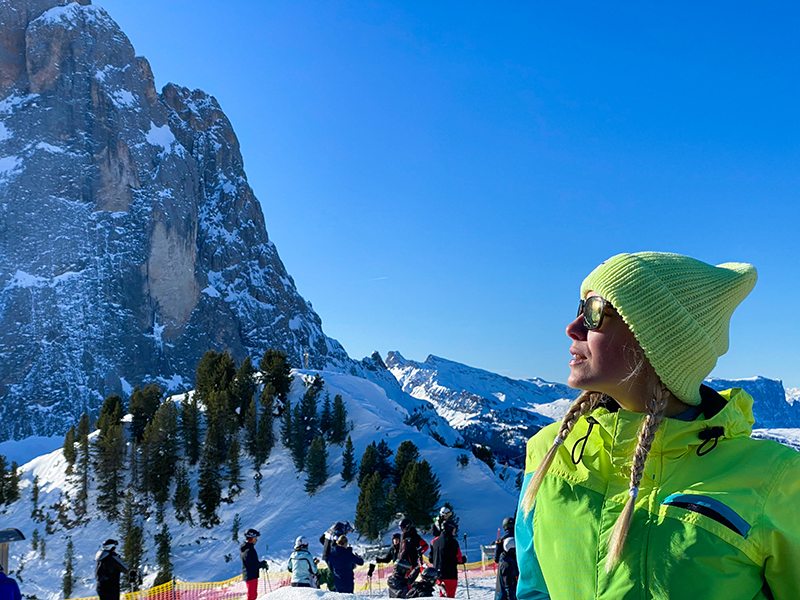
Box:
[566,291,656,412]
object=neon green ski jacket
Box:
[515,387,800,600]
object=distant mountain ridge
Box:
[385,351,580,464]
[0,0,349,440]
[386,352,800,463]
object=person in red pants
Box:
[240,529,268,600]
[429,521,465,597]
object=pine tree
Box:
[244,397,258,457]
[180,392,201,466]
[129,384,163,442]
[230,357,256,427]
[358,443,378,487]
[341,436,356,486]
[290,403,305,470]
[62,538,75,598]
[5,461,19,504]
[231,513,242,542]
[394,441,420,486]
[472,444,496,472]
[259,349,293,404]
[74,413,90,517]
[31,529,39,552]
[305,436,328,495]
[330,394,348,445]
[141,401,180,505]
[397,460,441,529]
[94,419,126,520]
[153,523,173,586]
[253,470,263,497]
[96,394,124,436]
[31,475,42,520]
[354,472,391,542]
[127,440,140,495]
[173,464,193,525]
[62,425,76,474]
[319,392,332,438]
[375,440,393,483]
[0,455,7,505]
[120,492,144,590]
[255,386,275,468]
[226,435,243,498]
[197,441,222,528]
[298,376,322,456]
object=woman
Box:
[516,252,800,600]
[287,536,318,588]
[327,535,364,593]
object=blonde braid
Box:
[605,384,670,571]
[521,391,602,515]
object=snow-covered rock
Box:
[0,0,350,441]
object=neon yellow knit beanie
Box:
[580,252,757,406]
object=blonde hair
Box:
[605,383,669,571]
[521,390,604,515]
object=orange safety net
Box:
[67,558,497,600]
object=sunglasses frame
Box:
[577,296,611,330]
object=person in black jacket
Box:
[398,519,428,569]
[408,567,440,598]
[429,521,465,598]
[376,533,402,564]
[387,560,419,598]
[95,539,128,600]
[326,535,364,593]
[240,529,268,600]
[494,538,518,600]
[493,516,514,563]
[319,521,353,563]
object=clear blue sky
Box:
[97,0,800,388]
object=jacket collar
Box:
[590,387,754,455]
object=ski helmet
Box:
[439,506,452,518]
[399,517,414,531]
[102,539,118,551]
[503,537,516,552]
[392,533,402,542]
[245,529,260,539]
[295,536,308,549]
[422,567,439,581]
[502,516,515,531]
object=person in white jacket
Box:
[288,536,318,588]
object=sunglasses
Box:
[577,296,612,330]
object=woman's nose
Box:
[566,315,587,340]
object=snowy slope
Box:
[1,371,518,600]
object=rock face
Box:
[386,351,580,464]
[705,376,800,429]
[0,0,349,440]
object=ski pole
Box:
[462,534,470,600]
[265,566,272,593]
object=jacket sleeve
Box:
[763,454,800,600]
[515,471,550,600]
[354,552,365,566]
[418,538,429,555]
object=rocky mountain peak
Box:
[0,0,350,440]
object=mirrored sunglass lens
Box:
[584,298,604,329]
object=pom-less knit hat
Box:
[580,252,757,405]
